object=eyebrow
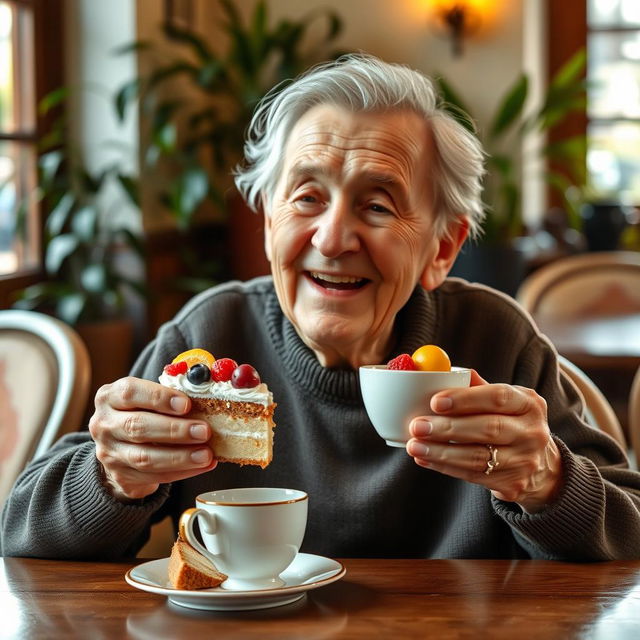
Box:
[288,162,402,190]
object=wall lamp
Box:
[427,0,497,57]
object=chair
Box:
[558,355,628,452]
[0,310,91,504]
[630,367,640,468]
[516,251,640,321]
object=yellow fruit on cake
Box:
[172,348,216,369]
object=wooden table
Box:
[2,557,640,639]
[537,313,640,371]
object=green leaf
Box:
[550,48,586,89]
[45,234,81,274]
[112,39,152,56]
[38,87,69,115]
[114,78,141,122]
[39,150,64,188]
[81,264,108,293]
[489,74,528,139]
[45,192,75,235]
[117,173,140,207]
[153,122,177,152]
[196,60,224,88]
[118,228,146,258]
[163,22,213,63]
[70,205,99,241]
[56,293,87,325]
[147,61,201,92]
[435,76,476,133]
[178,167,209,218]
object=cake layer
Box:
[189,397,276,468]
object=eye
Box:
[292,190,325,215]
[368,203,391,214]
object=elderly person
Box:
[2,54,640,561]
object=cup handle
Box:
[178,507,220,562]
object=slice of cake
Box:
[159,348,276,468]
[168,537,227,589]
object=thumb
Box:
[470,369,489,386]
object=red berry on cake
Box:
[211,357,238,382]
[231,364,261,388]
[387,354,417,370]
[163,361,188,376]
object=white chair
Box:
[0,309,91,504]
[558,355,627,449]
[516,251,640,321]
[630,367,640,468]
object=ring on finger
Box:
[484,444,499,475]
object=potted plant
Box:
[438,49,587,295]
[115,0,344,287]
[12,88,146,398]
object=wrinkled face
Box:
[263,105,462,367]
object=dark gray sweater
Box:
[2,277,640,560]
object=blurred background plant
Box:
[10,87,145,326]
[437,48,588,246]
[114,0,344,291]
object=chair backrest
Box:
[630,366,640,468]
[558,355,628,454]
[516,251,640,320]
[0,310,91,504]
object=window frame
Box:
[0,0,64,308]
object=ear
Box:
[262,196,272,263]
[419,217,469,291]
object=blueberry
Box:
[187,363,211,385]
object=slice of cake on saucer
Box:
[168,537,227,589]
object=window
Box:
[587,0,640,202]
[0,1,38,276]
[0,0,63,306]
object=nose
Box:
[310,199,361,258]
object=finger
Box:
[103,458,219,500]
[470,369,489,387]
[410,413,519,446]
[97,377,192,415]
[430,383,539,417]
[110,411,211,445]
[407,439,503,479]
[111,441,216,473]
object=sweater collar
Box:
[265,284,439,404]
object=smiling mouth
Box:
[306,271,369,290]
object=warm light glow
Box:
[424,0,506,55]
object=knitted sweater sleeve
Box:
[492,334,640,560]
[0,331,179,560]
[0,312,193,559]
[0,280,251,559]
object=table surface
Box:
[3,556,640,639]
[537,313,640,370]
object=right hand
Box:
[89,376,217,501]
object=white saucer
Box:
[125,553,346,611]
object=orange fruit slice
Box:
[172,348,215,369]
[411,345,451,372]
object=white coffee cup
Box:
[359,365,472,447]
[179,487,308,591]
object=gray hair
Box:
[233,53,486,238]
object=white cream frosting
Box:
[159,372,273,406]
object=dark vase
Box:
[580,202,629,252]
[448,242,527,298]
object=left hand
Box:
[406,370,563,513]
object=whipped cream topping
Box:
[159,372,273,406]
